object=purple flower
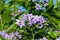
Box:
[27,14,33,20]
[8,33,14,40]
[23,14,28,20]
[35,3,41,10]
[56,36,60,40]
[43,37,48,40]
[0,31,22,40]
[16,19,25,28]
[14,31,19,36]
[36,16,46,28]
[30,15,38,24]
[23,14,33,20]
[31,18,37,24]
[0,31,14,40]
[17,34,22,39]
[0,31,8,39]
[44,3,48,6]
[39,24,44,28]
[38,16,46,24]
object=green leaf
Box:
[0,1,3,12]
[0,35,5,40]
[48,31,59,38]
[2,10,11,24]
[48,0,53,9]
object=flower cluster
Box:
[28,0,49,10]
[35,0,49,10]
[16,14,46,28]
[0,31,22,40]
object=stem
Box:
[0,13,3,30]
[32,34,34,40]
[1,21,3,30]
[31,28,34,40]
[7,24,15,32]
